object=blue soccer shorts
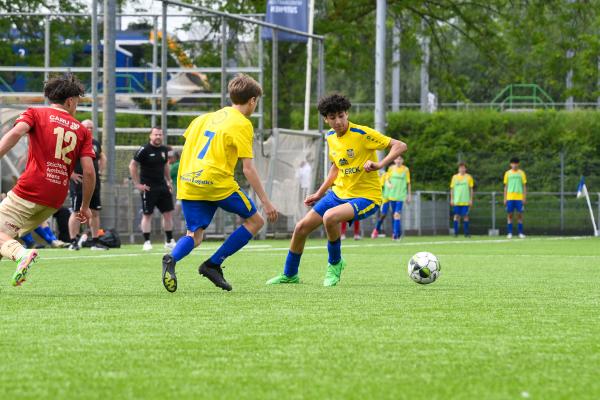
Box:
[181,188,257,232]
[381,200,390,215]
[506,200,524,213]
[453,205,470,216]
[313,190,379,223]
[389,200,404,214]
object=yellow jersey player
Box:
[450,162,474,237]
[504,157,527,239]
[385,156,411,240]
[161,74,278,293]
[267,93,406,286]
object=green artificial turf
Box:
[1,236,599,399]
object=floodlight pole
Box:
[102,0,116,186]
[391,19,401,112]
[374,0,386,141]
[151,16,158,127]
[44,16,50,105]
[420,19,430,112]
[161,1,168,140]
[303,0,315,131]
[91,0,99,138]
[220,17,228,108]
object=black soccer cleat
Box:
[162,254,177,293]
[199,260,232,291]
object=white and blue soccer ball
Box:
[407,252,441,284]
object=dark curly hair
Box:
[510,157,520,164]
[44,74,85,104]
[317,93,351,116]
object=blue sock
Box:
[453,220,458,235]
[284,250,302,277]
[376,218,384,231]
[21,233,35,247]
[327,238,341,265]
[393,219,400,237]
[210,225,253,266]
[172,235,195,262]
[35,226,55,244]
[518,223,523,234]
[464,221,470,236]
[507,223,513,234]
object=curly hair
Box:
[317,93,351,116]
[44,74,85,104]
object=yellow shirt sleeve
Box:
[468,175,474,187]
[521,171,527,184]
[450,175,455,188]
[235,121,254,159]
[363,127,392,150]
[503,171,508,185]
[406,168,411,183]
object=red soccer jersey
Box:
[12,107,95,209]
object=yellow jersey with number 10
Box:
[328,122,392,204]
[177,107,253,201]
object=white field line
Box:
[27,236,594,261]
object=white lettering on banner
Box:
[270,6,298,13]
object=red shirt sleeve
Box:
[78,127,96,160]
[14,108,36,129]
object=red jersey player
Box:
[0,74,96,286]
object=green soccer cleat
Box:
[323,258,346,287]
[11,249,39,287]
[266,273,300,285]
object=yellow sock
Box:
[1,239,26,262]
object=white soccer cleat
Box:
[51,240,68,248]
[340,234,346,240]
[143,240,153,251]
[353,234,361,240]
[164,239,176,250]
[518,233,526,239]
[507,233,513,239]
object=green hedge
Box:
[358,110,600,192]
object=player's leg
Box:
[20,233,36,249]
[506,201,514,238]
[157,188,175,249]
[34,221,65,248]
[463,207,471,237]
[89,210,109,250]
[516,201,525,238]
[340,221,347,240]
[392,201,403,240]
[162,200,216,293]
[68,192,82,250]
[267,197,328,284]
[372,201,388,238]
[200,190,262,291]
[353,220,361,240]
[140,190,156,250]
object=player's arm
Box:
[364,139,407,172]
[241,158,278,223]
[98,150,107,176]
[77,156,96,223]
[0,122,29,158]
[129,159,149,192]
[305,163,338,207]
[522,183,527,204]
[503,185,508,205]
[469,187,474,207]
[407,182,412,204]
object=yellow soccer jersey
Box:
[327,122,391,204]
[503,169,527,200]
[177,107,253,201]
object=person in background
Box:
[340,220,361,240]
[129,127,175,251]
[504,157,527,239]
[168,150,181,215]
[296,160,312,202]
[371,166,392,238]
[450,162,474,237]
[386,156,411,241]
[68,119,108,251]
[20,221,67,249]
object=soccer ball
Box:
[407,252,441,284]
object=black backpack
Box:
[98,229,122,248]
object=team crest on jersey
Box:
[162,152,166,160]
[339,158,349,166]
[346,149,355,158]
[70,122,80,130]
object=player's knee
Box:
[294,217,312,236]
[393,212,401,220]
[245,212,264,233]
[322,210,339,227]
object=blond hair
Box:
[228,74,263,105]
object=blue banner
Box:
[261,0,308,43]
